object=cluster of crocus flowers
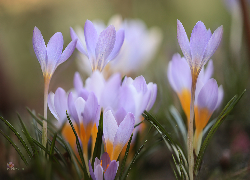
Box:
[70,20,125,72]
[175,20,223,179]
[33,27,76,149]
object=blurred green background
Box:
[0,0,249,179]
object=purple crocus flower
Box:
[33,27,77,80]
[89,152,119,180]
[70,20,125,71]
[177,20,223,75]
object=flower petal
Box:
[197,78,218,112]
[100,152,111,172]
[94,164,103,180]
[203,60,214,83]
[74,72,83,94]
[68,92,80,126]
[70,27,88,56]
[33,27,47,73]
[190,21,210,68]
[95,25,116,71]
[215,85,224,109]
[89,160,96,180]
[146,83,157,111]
[57,39,77,65]
[132,76,148,94]
[46,32,64,74]
[202,25,223,66]
[177,20,192,66]
[113,112,135,160]
[115,107,127,126]
[54,87,68,123]
[104,160,118,180]
[84,20,98,66]
[48,92,58,120]
[107,29,125,61]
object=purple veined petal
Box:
[70,27,88,56]
[107,29,125,62]
[132,76,147,94]
[113,112,135,151]
[103,110,118,145]
[46,32,64,74]
[190,21,210,68]
[79,88,89,101]
[177,20,192,67]
[100,73,121,109]
[68,92,80,127]
[215,85,224,109]
[74,72,83,94]
[95,25,116,71]
[115,107,127,126]
[48,92,58,120]
[202,25,223,66]
[146,83,157,111]
[54,87,68,123]
[89,160,96,180]
[82,92,100,127]
[33,27,47,73]
[197,78,218,112]
[84,20,98,66]
[94,157,101,168]
[170,54,192,92]
[203,60,214,83]
[94,164,103,180]
[100,152,111,172]
[104,160,118,180]
[57,39,77,66]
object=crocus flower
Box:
[70,20,125,72]
[48,87,77,150]
[68,91,101,166]
[33,26,76,148]
[177,20,223,76]
[89,152,119,180]
[103,110,135,161]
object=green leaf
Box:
[17,113,39,158]
[0,116,32,159]
[119,133,133,180]
[194,89,246,175]
[91,111,103,167]
[66,111,90,180]
[49,133,57,156]
[0,129,28,166]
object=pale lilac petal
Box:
[103,110,118,144]
[46,32,64,74]
[94,164,103,180]
[190,21,210,67]
[113,112,135,149]
[95,25,116,71]
[94,157,101,168]
[89,160,96,180]
[82,92,100,126]
[132,76,147,94]
[79,89,89,101]
[118,86,136,115]
[197,78,218,112]
[75,97,86,124]
[146,83,157,111]
[84,20,98,61]
[100,152,111,171]
[104,160,118,180]
[100,73,121,109]
[33,27,47,72]
[54,87,68,122]
[202,26,223,65]
[48,92,58,120]
[216,85,224,109]
[70,27,88,56]
[68,92,80,126]
[57,39,77,65]
[115,107,127,126]
[107,29,125,61]
[203,60,214,82]
[177,20,192,66]
[74,72,83,94]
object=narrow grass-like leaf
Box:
[134,120,145,128]
[66,111,90,180]
[17,113,39,158]
[0,129,28,166]
[50,133,57,156]
[122,140,147,180]
[0,116,32,159]
[172,154,181,178]
[194,89,246,175]
[119,133,133,180]
[91,111,103,167]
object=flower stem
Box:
[188,72,198,180]
[42,76,50,156]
